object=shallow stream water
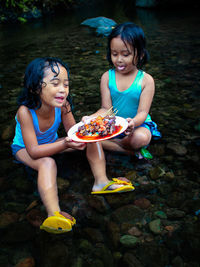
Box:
[0,2,200,267]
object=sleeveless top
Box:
[108,69,151,122]
[12,107,62,149]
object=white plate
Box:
[67,116,128,143]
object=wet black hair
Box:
[18,57,73,111]
[107,22,149,69]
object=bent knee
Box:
[39,157,57,170]
[131,129,151,147]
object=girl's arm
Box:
[18,106,73,159]
[61,105,76,133]
[128,73,155,128]
[61,105,86,150]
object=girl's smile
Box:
[40,65,69,108]
[110,36,137,74]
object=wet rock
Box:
[106,221,120,248]
[166,209,185,219]
[40,241,69,267]
[111,205,145,225]
[26,209,45,227]
[150,143,165,156]
[167,143,187,156]
[87,195,110,213]
[167,192,186,208]
[93,243,114,267]
[79,239,93,253]
[57,177,70,192]
[163,171,175,181]
[4,202,27,213]
[83,227,104,243]
[15,257,35,267]
[89,259,104,267]
[180,199,200,214]
[122,252,144,267]
[2,221,35,243]
[14,176,33,193]
[154,211,167,219]
[134,198,151,209]
[128,226,142,237]
[71,257,83,267]
[172,256,184,267]
[0,211,19,228]
[137,243,169,267]
[1,124,14,140]
[105,193,135,208]
[158,183,172,195]
[120,235,139,248]
[149,219,162,234]
[149,166,165,180]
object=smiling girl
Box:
[11,57,87,233]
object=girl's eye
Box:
[52,83,59,87]
[64,84,69,88]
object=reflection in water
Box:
[0,2,200,266]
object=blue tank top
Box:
[12,107,62,149]
[108,69,151,122]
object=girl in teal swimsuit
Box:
[83,22,161,156]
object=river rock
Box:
[15,257,35,267]
[134,198,151,209]
[149,219,162,234]
[167,143,187,156]
[106,221,120,248]
[120,235,139,248]
[128,226,142,237]
[87,195,110,213]
[83,227,104,243]
[154,211,167,219]
[111,205,145,225]
[149,166,165,180]
[0,211,19,228]
[122,252,144,267]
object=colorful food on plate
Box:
[77,115,122,140]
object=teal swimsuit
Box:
[11,107,62,155]
[108,69,161,139]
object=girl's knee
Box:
[131,130,151,147]
[39,157,57,170]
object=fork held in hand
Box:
[105,106,118,117]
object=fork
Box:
[104,106,118,117]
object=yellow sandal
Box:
[40,211,76,234]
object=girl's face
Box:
[40,64,69,108]
[110,36,137,74]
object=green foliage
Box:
[1,0,77,23]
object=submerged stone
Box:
[81,16,117,36]
[120,235,139,248]
[149,219,162,234]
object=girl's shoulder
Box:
[101,70,109,83]
[101,70,109,79]
[17,105,32,120]
[142,72,154,86]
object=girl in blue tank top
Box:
[11,57,134,234]
[84,22,161,157]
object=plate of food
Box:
[67,115,128,143]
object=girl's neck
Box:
[36,104,55,118]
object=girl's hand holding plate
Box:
[125,118,135,135]
[65,137,86,150]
